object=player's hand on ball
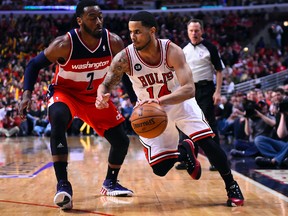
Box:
[135,99,160,108]
[95,93,110,109]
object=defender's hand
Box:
[18,90,32,119]
[95,93,110,109]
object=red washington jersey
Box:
[52,28,112,103]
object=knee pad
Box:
[49,102,71,156]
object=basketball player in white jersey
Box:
[96,11,244,207]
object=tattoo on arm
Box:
[103,50,130,91]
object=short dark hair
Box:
[274,87,285,95]
[129,11,158,30]
[187,18,204,28]
[76,0,99,17]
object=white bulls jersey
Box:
[125,39,214,166]
[126,39,179,101]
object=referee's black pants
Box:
[194,80,220,146]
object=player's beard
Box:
[83,23,102,39]
[135,36,151,51]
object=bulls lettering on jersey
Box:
[126,39,178,100]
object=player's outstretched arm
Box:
[19,35,70,119]
[96,49,130,109]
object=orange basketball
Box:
[130,102,168,138]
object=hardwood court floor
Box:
[0,135,287,216]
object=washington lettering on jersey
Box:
[71,60,110,70]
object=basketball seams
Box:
[140,104,166,114]
[130,115,166,121]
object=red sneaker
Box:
[181,139,201,180]
[226,181,244,207]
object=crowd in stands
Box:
[1,0,288,10]
[0,4,288,169]
[215,85,288,168]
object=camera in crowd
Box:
[279,98,288,112]
[243,99,266,118]
[243,100,258,118]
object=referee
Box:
[182,18,225,171]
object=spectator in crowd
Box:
[216,95,233,137]
[0,110,20,137]
[269,87,286,116]
[222,107,259,157]
[32,114,49,136]
[0,101,7,121]
[243,99,279,163]
[244,100,276,139]
[282,78,288,96]
[25,99,43,135]
[254,98,288,168]
[274,22,284,51]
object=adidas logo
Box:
[57,143,64,148]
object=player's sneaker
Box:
[181,139,201,180]
[53,180,73,210]
[226,181,244,207]
[100,179,133,197]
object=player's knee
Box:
[152,158,177,177]
[105,123,130,153]
[121,133,130,150]
[113,133,130,154]
[107,132,130,164]
[49,102,71,126]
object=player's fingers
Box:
[138,99,149,105]
[18,101,29,119]
[147,99,159,104]
[95,102,109,109]
[103,93,111,102]
[95,97,109,109]
[133,101,140,109]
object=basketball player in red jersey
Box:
[96,11,244,207]
[18,0,133,210]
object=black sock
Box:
[221,171,235,189]
[105,166,120,181]
[54,161,68,182]
[177,145,187,162]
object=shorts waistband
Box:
[194,80,214,87]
